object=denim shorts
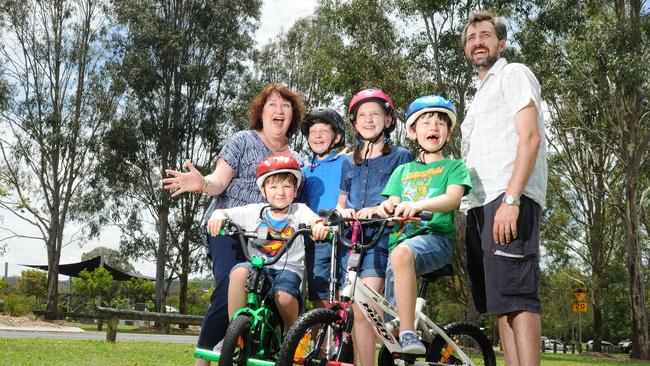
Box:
[338,227,389,279]
[384,233,453,309]
[305,239,347,301]
[232,262,302,300]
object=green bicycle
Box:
[194,219,314,366]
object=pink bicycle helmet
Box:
[347,88,396,133]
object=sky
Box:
[0,0,319,279]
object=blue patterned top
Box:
[201,130,298,248]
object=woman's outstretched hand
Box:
[163,160,204,198]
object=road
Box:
[0,328,198,344]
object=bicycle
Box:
[276,210,496,366]
[194,217,314,366]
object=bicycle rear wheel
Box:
[428,322,496,366]
[276,308,353,366]
[219,314,253,366]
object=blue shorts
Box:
[339,227,389,279]
[305,239,347,301]
[232,262,302,300]
[384,233,453,310]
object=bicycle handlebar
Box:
[219,220,313,266]
[317,209,433,251]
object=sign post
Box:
[572,289,588,351]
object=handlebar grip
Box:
[416,211,433,221]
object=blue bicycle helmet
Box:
[405,95,457,134]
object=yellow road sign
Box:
[572,301,588,313]
[572,289,587,302]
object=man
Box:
[460,11,547,366]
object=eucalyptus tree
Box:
[0,0,118,318]
[516,0,649,358]
[103,0,261,314]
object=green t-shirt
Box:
[381,159,472,251]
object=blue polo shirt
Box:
[300,152,346,213]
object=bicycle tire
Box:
[276,308,354,366]
[218,314,253,366]
[427,322,496,366]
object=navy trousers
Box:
[196,234,244,349]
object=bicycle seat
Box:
[420,264,454,282]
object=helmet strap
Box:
[416,140,447,163]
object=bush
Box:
[0,279,9,295]
[2,294,36,317]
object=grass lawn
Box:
[1,338,649,366]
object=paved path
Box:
[0,328,198,344]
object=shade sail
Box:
[20,255,153,281]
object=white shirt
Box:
[460,58,547,211]
[225,203,318,280]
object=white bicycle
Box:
[276,211,496,366]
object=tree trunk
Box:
[625,180,650,359]
[155,204,169,315]
[178,237,190,329]
[45,236,60,319]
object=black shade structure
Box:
[20,255,153,281]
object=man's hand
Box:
[493,204,519,244]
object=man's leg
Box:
[499,311,541,366]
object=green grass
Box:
[1,338,649,366]
[0,338,195,366]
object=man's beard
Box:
[471,52,499,69]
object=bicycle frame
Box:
[340,262,474,365]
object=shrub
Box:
[2,294,36,317]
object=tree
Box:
[73,267,114,307]
[516,0,649,358]
[15,269,48,303]
[81,246,136,274]
[118,277,155,304]
[0,0,118,318]
[102,0,262,316]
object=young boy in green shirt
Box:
[377,95,472,354]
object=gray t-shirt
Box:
[224,203,318,280]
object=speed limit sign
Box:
[572,301,588,313]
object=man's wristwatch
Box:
[502,194,521,207]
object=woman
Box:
[162,84,305,366]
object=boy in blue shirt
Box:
[300,107,346,309]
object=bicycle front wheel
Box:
[276,308,353,366]
[428,322,496,366]
[219,314,253,366]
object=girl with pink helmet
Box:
[335,88,413,366]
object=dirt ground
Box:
[0,314,76,328]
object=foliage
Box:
[0,0,118,317]
[15,270,47,301]
[72,267,114,304]
[1,294,36,317]
[165,282,209,315]
[0,279,9,295]
[101,0,262,314]
[118,278,155,305]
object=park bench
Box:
[95,306,203,342]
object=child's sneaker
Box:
[399,331,426,355]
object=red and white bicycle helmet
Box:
[255,155,302,190]
[347,88,397,133]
